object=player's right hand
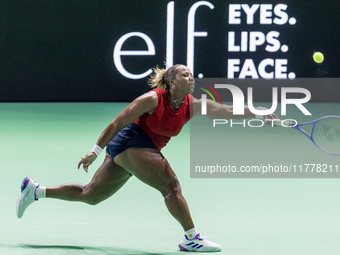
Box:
[77,152,97,173]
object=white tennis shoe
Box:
[16,177,39,218]
[178,233,222,252]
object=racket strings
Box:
[312,118,340,155]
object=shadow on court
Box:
[0,243,183,255]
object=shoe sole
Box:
[178,243,222,252]
[17,177,31,218]
[179,244,189,251]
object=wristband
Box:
[90,145,103,157]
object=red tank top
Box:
[134,89,193,150]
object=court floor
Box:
[1,103,340,255]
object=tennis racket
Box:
[273,116,340,155]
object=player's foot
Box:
[178,233,222,252]
[16,177,39,218]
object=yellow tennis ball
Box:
[313,52,324,64]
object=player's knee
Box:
[81,186,103,205]
[161,177,182,199]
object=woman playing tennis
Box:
[16,64,277,252]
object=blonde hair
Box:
[148,64,182,89]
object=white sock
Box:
[185,227,198,239]
[35,186,46,199]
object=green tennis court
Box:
[1,103,340,255]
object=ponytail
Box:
[148,64,181,89]
[148,66,167,89]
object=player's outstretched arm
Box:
[78,91,158,172]
[191,97,278,121]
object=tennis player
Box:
[16,64,278,252]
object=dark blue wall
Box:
[0,0,339,102]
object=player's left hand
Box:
[77,152,97,173]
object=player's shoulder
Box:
[191,96,202,117]
[135,90,158,108]
[192,96,201,105]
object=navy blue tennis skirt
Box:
[106,123,158,160]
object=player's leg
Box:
[47,154,130,204]
[114,147,194,231]
[114,148,222,252]
[16,154,130,218]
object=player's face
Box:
[172,65,195,95]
